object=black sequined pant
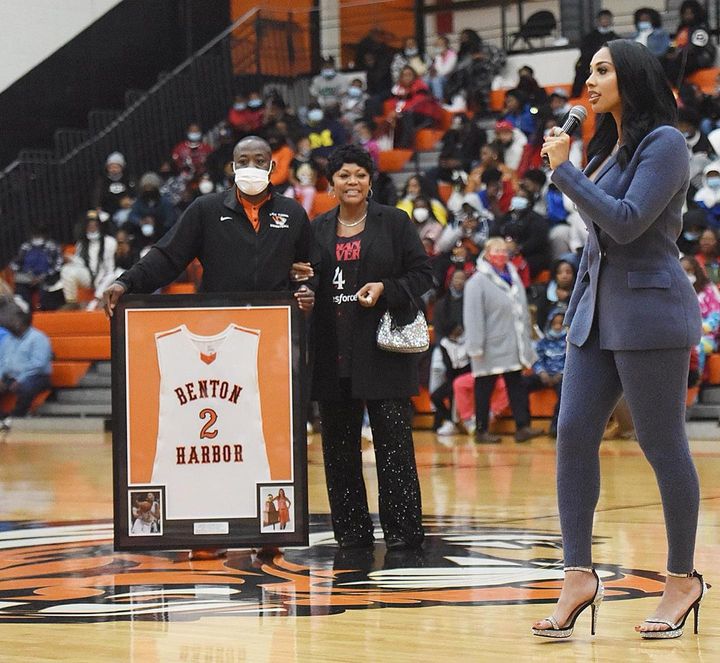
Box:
[318,382,424,547]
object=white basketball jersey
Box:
[152,324,270,519]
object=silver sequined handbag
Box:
[376,281,429,353]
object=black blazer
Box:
[311,201,433,401]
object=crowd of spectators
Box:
[3,4,720,429]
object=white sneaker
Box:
[436,421,457,436]
[0,417,11,433]
[361,425,373,442]
[462,417,476,435]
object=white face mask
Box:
[86,231,101,241]
[233,165,270,195]
[141,223,155,237]
[308,109,324,123]
[687,272,697,284]
[187,131,202,143]
[510,195,529,211]
[413,207,430,223]
[31,237,45,246]
[198,179,214,194]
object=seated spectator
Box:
[60,211,117,309]
[408,195,444,254]
[697,75,720,136]
[391,36,428,82]
[288,136,313,186]
[571,9,621,98]
[158,160,191,209]
[524,308,568,437]
[527,259,576,329]
[390,66,442,148]
[351,119,380,165]
[693,162,720,229]
[309,56,347,112]
[427,35,457,100]
[340,78,368,127]
[89,228,140,310]
[293,161,319,214]
[679,107,714,195]
[204,123,237,185]
[305,102,347,170]
[92,151,135,218]
[10,225,64,311]
[463,237,542,443]
[512,65,548,110]
[360,49,394,118]
[682,255,720,377]
[171,123,213,176]
[678,208,708,256]
[465,143,517,199]
[491,186,551,279]
[112,193,135,228]
[445,29,505,114]
[696,227,720,284]
[227,92,265,135]
[548,88,572,126]
[431,270,471,434]
[435,197,490,261]
[397,174,448,225]
[473,167,513,217]
[129,172,178,237]
[493,119,528,171]
[0,300,52,431]
[500,90,538,138]
[434,114,487,182]
[267,130,295,194]
[631,8,670,58]
[662,1,715,86]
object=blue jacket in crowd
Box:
[0,327,52,383]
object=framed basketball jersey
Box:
[111,293,308,550]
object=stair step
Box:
[700,386,720,404]
[686,403,720,420]
[38,403,112,417]
[93,361,112,376]
[78,373,112,388]
[7,416,107,432]
[55,388,111,405]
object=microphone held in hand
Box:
[542,105,588,168]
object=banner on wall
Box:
[111,293,308,550]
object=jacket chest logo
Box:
[269,213,289,229]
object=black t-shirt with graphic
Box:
[334,232,363,378]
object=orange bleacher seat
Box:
[686,385,700,407]
[529,388,558,418]
[532,270,551,285]
[50,361,91,388]
[377,149,413,173]
[687,67,720,93]
[415,128,444,151]
[437,182,453,204]
[33,311,109,336]
[163,282,196,295]
[310,191,338,218]
[439,109,454,131]
[411,386,433,415]
[51,336,110,361]
[0,390,51,415]
[706,353,720,384]
[489,89,505,112]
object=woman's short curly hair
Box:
[326,144,375,180]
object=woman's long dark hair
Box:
[586,39,677,172]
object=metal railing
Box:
[0,7,316,267]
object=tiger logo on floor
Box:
[0,516,666,622]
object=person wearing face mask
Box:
[10,225,65,311]
[391,36,428,83]
[631,8,670,58]
[491,187,552,279]
[309,56,348,112]
[171,122,213,176]
[92,151,136,218]
[61,211,117,310]
[693,163,720,229]
[227,92,264,134]
[571,10,620,99]
[304,102,347,166]
[340,79,368,126]
[427,35,457,101]
[103,136,316,318]
[409,196,443,254]
[87,229,141,311]
[463,237,542,444]
[351,120,380,166]
[677,208,708,256]
[397,174,448,225]
[128,172,178,237]
[681,255,720,378]
[678,108,714,196]
[266,129,295,195]
[662,0,715,86]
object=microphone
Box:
[542,105,587,168]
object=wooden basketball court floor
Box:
[0,428,718,662]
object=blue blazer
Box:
[551,125,701,351]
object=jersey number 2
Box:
[199,408,218,439]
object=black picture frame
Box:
[111,292,308,550]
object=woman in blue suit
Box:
[533,40,707,640]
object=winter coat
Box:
[463,258,536,377]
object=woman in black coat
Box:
[307,144,433,550]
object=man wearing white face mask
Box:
[103,136,316,316]
[309,56,348,111]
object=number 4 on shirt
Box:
[333,266,345,291]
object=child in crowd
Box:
[340,78,368,126]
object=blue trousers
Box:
[557,326,699,574]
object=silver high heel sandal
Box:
[639,570,708,639]
[532,567,604,639]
